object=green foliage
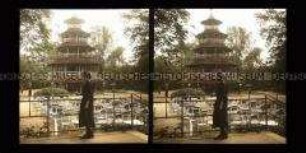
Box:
[256,9,286,93]
[124,9,149,61]
[20,124,49,138]
[155,56,174,91]
[20,9,51,52]
[154,9,190,57]
[123,9,149,92]
[243,47,263,71]
[124,9,189,73]
[20,9,54,90]
[153,9,190,92]
[226,26,252,69]
[20,55,51,90]
[34,87,69,98]
[89,26,114,72]
[155,56,173,74]
[170,88,205,99]
[256,9,286,73]
[105,46,126,68]
[30,39,56,62]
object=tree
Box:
[124,9,149,92]
[226,26,252,69]
[89,26,113,72]
[90,26,113,55]
[124,9,190,71]
[20,55,50,91]
[106,47,125,67]
[154,42,198,92]
[243,47,263,71]
[256,9,286,93]
[152,9,190,93]
[20,9,54,92]
[29,39,55,62]
[256,9,286,73]
[20,9,51,53]
[154,9,190,60]
[124,9,149,73]
[154,55,176,91]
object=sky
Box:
[186,9,285,62]
[48,9,136,63]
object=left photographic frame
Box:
[19,9,149,144]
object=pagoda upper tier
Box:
[56,17,94,53]
[194,15,230,53]
[60,28,90,38]
[48,17,100,66]
[187,13,236,71]
[201,16,222,25]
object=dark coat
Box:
[212,82,228,128]
[79,80,95,128]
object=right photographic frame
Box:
[153,9,286,144]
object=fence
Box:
[153,93,285,138]
[20,93,148,138]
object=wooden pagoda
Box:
[186,13,237,91]
[48,17,100,92]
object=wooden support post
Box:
[181,98,184,137]
[47,97,50,136]
[131,94,134,127]
[165,93,168,118]
[265,95,268,130]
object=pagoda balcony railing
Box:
[62,38,87,44]
[195,53,230,58]
[196,43,229,48]
[194,45,231,53]
[49,54,101,64]
[62,41,88,45]
[193,54,235,61]
[55,53,99,57]
[53,71,81,76]
[200,39,224,45]
[57,41,92,49]
[187,55,237,66]
[51,71,82,80]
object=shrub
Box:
[34,87,69,98]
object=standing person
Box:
[79,71,95,139]
[212,72,229,140]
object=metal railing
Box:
[20,93,148,138]
[48,54,101,64]
[153,93,285,138]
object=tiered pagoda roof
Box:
[48,17,100,66]
[187,13,237,70]
[48,55,101,65]
[200,16,222,25]
[60,28,90,38]
[64,16,84,24]
[48,17,101,91]
[196,29,227,39]
[56,43,95,52]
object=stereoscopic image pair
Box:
[19,9,286,144]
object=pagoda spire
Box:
[209,9,213,18]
